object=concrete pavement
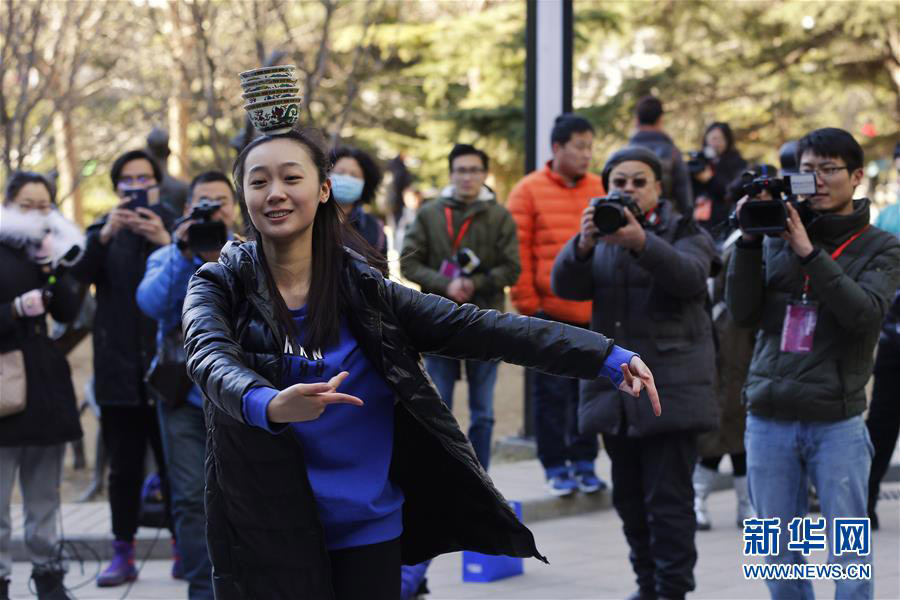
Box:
[8,480,899,599]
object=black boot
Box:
[31,569,72,600]
[0,576,10,600]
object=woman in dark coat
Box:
[182,128,661,600]
[0,172,84,600]
[329,145,388,256]
[698,122,748,231]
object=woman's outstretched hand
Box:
[618,356,662,417]
[267,371,363,423]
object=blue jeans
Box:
[424,356,497,470]
[158,402,213,600]
[745,415,874,600]
[532,368,598,477]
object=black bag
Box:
[144,325,193,409]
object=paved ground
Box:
[8,482,899,599]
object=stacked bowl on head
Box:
[240,65,301,134]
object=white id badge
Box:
[780,301,818,353]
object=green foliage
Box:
[2,0,897,211]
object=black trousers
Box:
[867,348,900,515]
[329,537,401,600]
[100,404,171,541]
[603,431,698,599]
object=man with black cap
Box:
[551,146,719,600]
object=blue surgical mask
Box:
[330,174,364,205]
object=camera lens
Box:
[593,204,626,235]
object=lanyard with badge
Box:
[439,206,476,278]
[780,225,868,353]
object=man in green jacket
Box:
[401,143,520,470]
[727,128,900,600]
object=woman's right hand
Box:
[266,371,363,423]
[13,289,46,318]
[618,356,662,417]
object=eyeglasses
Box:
[611,176,650,189]
[452,167,486,176]
[799,166,849,178]
[117,175,155,187]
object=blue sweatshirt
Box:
[136,242,206,408]
[242,308,403,550]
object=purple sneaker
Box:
[97,541,137,587]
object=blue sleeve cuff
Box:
[242,386,285,433]
[600,345,637,387]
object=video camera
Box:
[175,199,227,254]
[729,172,817,236]
[590,191,646,235]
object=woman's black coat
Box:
[0,242,83,446]
[182,240,616,599]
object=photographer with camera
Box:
[551,146,719,600]
[0,172,85,600]
[136,171,237,600]
[691,123,747,234]
[727,128,900,600]
[400,144,519,471]
[69,149,176,588]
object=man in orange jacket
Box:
[508,113,606,496]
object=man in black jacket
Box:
[727,128,900,600]
[629,95,693,216]
[552,146,719,600]
[70,149,176,588]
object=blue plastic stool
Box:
[462,501,525,583]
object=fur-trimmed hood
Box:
[0,205,85,267]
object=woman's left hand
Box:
[617,355,661,416]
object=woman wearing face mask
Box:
[329,146,387,256]
[181,128,661,599]
[0,172,85,600]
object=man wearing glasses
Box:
[71,149,177,587]
[401,143,520,471]
[551,146,719,600]
[727,128,900,600]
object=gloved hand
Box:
[13,289,46,318]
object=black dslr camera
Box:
[590,191,646,235]
[175,199,227,254]
[687,150,709,175]
[729,172,817,235]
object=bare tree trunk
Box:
[330,0,377,143]
[166,0,191,178]
[52,109,83,225]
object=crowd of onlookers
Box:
[1,96,899,600]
